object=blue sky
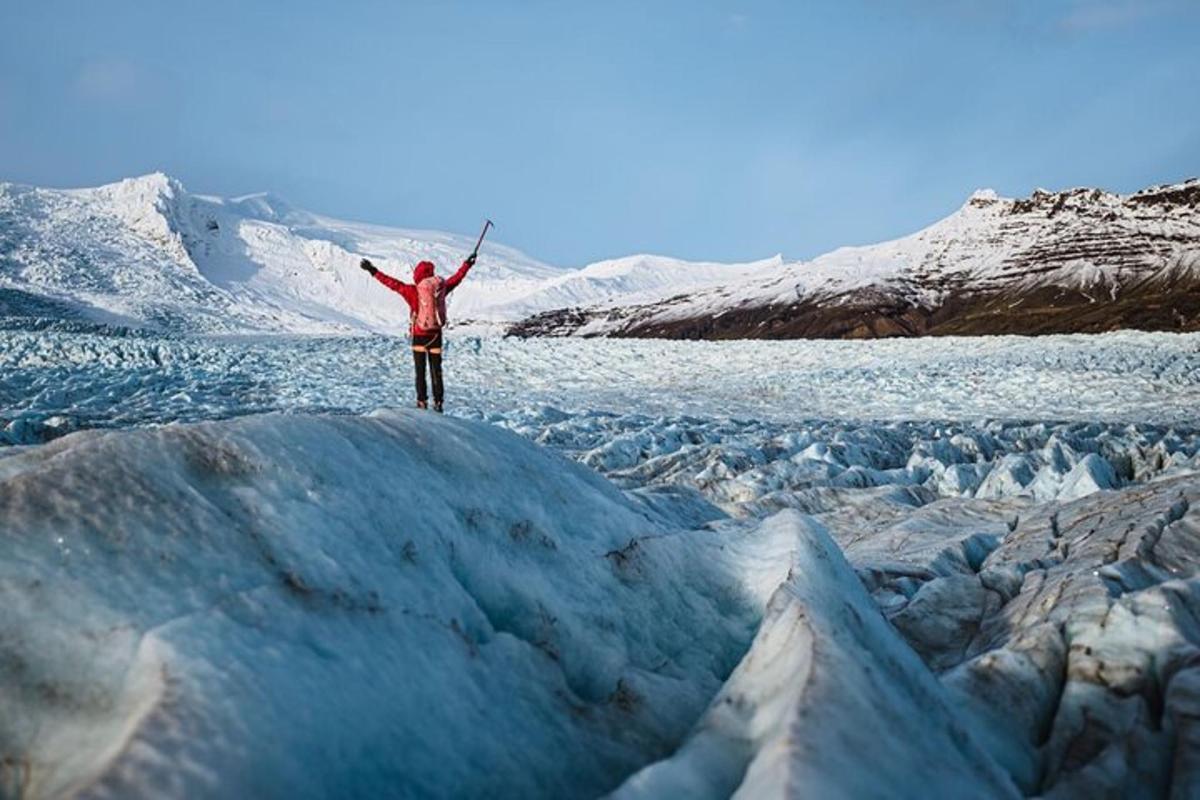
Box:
[1,1,1197,265]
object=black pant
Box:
[412,332,444,405]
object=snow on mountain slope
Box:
[736,181,1198,303]
[476,253,782,319]
[0,175,236,331]
[180,184,568,327]
[0,174,784,335]
[511,179,1200,339]
[10,172,1194,340]
[0,173,567,334]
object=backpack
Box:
[414,276,447,331]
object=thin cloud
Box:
[1058,1,1168,32]
[74,58,143,102]
[911,0,1184,36]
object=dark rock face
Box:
[619,278,1200,341]
[509,180,1200,340]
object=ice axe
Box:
[469,219,494,262]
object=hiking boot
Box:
[433,401,444,414]
[416,400,428,410]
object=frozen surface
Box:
[2,330,1197,447]
[613,474,1200,798]
[4,328,1200,797]
[0,412,780,798]
[612,512,1019,800]
[5,409,1198,797]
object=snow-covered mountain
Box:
[4,173,1197,338]
[512,180,1200,339]
[0,173,778,335]
[0,172,571,334]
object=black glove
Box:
[359,258,377,275]
[465,253,477,267]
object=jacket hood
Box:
[413,261,436,282]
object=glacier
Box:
[2,329,1198,447]
[3,324,1200,797]
[0,412,778,797]
[3,169,1200,796]
[4,168,1200,799]
[4,406,1200,797]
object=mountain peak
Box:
[1127,178,1200,207]
[118,171,184,196]
[91,172,187,213]
[965,188,1000,209]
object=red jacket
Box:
[371,259,473,336]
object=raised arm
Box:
[444,254,476,293]
[360,258,417,308]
